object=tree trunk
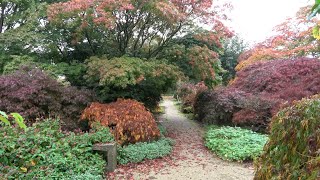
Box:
[0,3,7,33]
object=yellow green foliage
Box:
[255,94,320,180]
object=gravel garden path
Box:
[107,96,254,180]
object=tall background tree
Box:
[0,0,234,109]
[236,5,320,71]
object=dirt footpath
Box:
[108,97,254,180]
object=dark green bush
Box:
[40,62,87,87]
[85,56,184,109]
[205,126,268,161]
[255,95,320,180]
[0,119,114,179]
[2,55,35,74]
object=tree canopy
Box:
[47,0,232,59]
[236,5,320,71]
[0,0,237,109]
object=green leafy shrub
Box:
[0,119,114,179]
[2,55,36,74]
[205,126,268,161]
[220,36,247,84]
[117,138,174,165]
[85,56,184,109]
[0,54,10,74]
[255,95,320,180]
[0,54,87,87]
[40,62,87,87]
[159,31,228,88]
[186,45,224,87]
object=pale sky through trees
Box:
[225,0,311,45]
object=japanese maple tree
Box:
[47,0,232,58]
[236,5,320,71]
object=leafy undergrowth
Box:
[205,126,268,161]
[118,138,174,164]
[158,123,167,136]
[118,122,174,165]
[107,125,179,179]
[0,118,174,179]
[174,101,194,119]
[0,119,114,179]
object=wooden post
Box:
[92,143,117,172]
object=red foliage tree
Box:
[187,45,222,86]
[236,6,320,71]
[232,58,320,100]
[196,58,320,132]
[47,0,232,58]
[232,58,320,130]
[194,87,247,125]
[81,99,160,145]
[175,81,208,113]
[0,67,95,130]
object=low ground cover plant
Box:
[116,122,173,165]
[0,117,174,179]
[255,95,320,179]
[0,119,114,179]
[117,138,174,164]
[205,126,268,161]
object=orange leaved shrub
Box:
[81,99,160,145]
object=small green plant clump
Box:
[157,123,167,136]
[117,138,174,164]
[0,119,114,179]
[205,126,268,161]
[255,95,320,180]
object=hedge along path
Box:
[107,96,254,180]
